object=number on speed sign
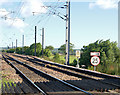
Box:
[90,56,100,66]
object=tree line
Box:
[4,39,120,75]
[5,42,75,65]
[6,43,53,57]
[79,39,120,75]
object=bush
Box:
[70,59,77,67]
[80,39,120,75]
[43,49,52,57]
[6,49,15,53]
[2,50,6,52]
[16,47,22,54]
[29,43,42,56]
[53,53,60,60]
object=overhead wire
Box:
[2,0,66,47]
[9,0,25,27]
[0,1,22,45]
[35,0,66,27]
[26,0,65,44]
[2,1,23,46]
[27,1,56,31]
[28,6,48,29]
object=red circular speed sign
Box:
[90,56,100,66]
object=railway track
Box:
[7,53,120,93]
[2,55,47,95]
[3,54,92,95]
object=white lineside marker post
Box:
[76,50,80,68]
[90,52,100,71]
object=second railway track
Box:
[3,54,92,95]
[6,53,120,94]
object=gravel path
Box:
[0,54,23,83]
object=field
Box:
[49,54,77,63]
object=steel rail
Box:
[27,57,120,89]
[6,54,92,95]
[2,55,48,95]
[32,57,120,88]
[12,54,120,88]
[32,56,120,79]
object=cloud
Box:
[0,8,28,29]
[89,0,118,9]
[20,29,24,33]
[1,19,22,28]
[0,0,47,17]
[0,0,46,31]
[0,0,8,6]
[4,18,28,28]
[0,8,9,16]
[12,18,28,28]
[21,0,47,17]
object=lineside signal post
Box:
[90,52,100,71]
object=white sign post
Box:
[76,50,80,58]
[90,52,100,71]
[76,50,80,68]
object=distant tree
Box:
[16,47,22,54]
[2,50,5,52]
[29,43,42,56]
[45,45,54,51]
[80,39,120,75]
[70,59,77,67]
[43,49,52,57]
[24,46,30,55]
[6,49,15,53]
[58,43,74,54]
[53,53,60,60]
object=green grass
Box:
[49,54,77,63]
[0,73,15,89]
[59,55,77,63]
[49,55,54,60]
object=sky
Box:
[0,0,119,49]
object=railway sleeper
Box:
[11,56,118,93]
[23,56,120,91]
[5,55,92,95]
